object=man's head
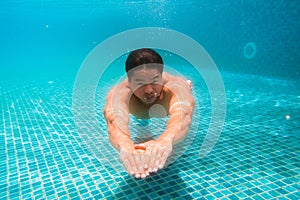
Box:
[125,48,164,104]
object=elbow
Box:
[103,106,109,120]
[185,115,192,128]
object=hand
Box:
[119,143,149,178]
[143,138,173,173]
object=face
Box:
[129,67,163,104]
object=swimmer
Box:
[104,48,195,179]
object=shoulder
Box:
[162,72,194,106]
[107,79,132,101]
[162,72,192,91]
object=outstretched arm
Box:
[103,82,147,178]
[104,84,132,150]
[159,77,195,143]
[144,76,195,172]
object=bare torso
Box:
[129,88,172,119]
[106,72,192,122]
[126,72,190,118]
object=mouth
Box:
[143,93,158,102]
[143,96,156,102]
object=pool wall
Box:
[0,1,299,80]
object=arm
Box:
[144,77,195,172]
[157,77,195,144]
[103,83,132,150]
[103,82,147,177]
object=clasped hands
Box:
[120,139,173,179]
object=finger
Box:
[135,144,147,171]
[143,141,156,171]
[143,151,150,169]
[135,173,141,179]
[149,147,158,172]
[147,149,154,172]
[121,150,136,175]
[134,153,144,173]
[128,153,138,175]
[122,158,132,174]
[139,151,147,173]
[153,149,163,173]
[141,173,146,179]
[141,168,150,179]
[142,170,149,179]
[158,151,170,169]
[154,156,161,172]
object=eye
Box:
[152,79,160,85]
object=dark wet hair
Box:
[125,48,164,77]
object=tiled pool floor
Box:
[0,72,299,199]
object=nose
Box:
[143,84,154,95]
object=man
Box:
[104,48,194,179]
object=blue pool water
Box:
[1,1,299,199]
